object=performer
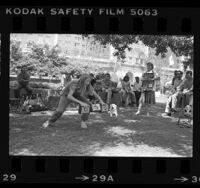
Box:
[42,74,105,129]
[135,62,159,116]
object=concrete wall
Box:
[10,75,61,84]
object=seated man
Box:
[171,70,183,93]
[162,70,193,117]
[101,73,117,105]
[15,65,32,98]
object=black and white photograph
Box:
[9,34,193,157]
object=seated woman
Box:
[120,75,136,107]
[162,70,193,117]
[42,74,105,129]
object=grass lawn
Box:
[9,95,193,157]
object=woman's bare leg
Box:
[76,95,91,129]
[42,95,70,128]
[135,93,144,115]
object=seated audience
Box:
[162,70,193,117]
[171,70,183,93]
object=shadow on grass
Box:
[9,103,192,157]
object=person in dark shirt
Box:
[16,66,32,98]
[101,73,115,105]
[90,73,96,87]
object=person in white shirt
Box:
[135,62,159,116]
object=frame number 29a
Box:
[92,175,114,182]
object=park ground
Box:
[9,94,193,157]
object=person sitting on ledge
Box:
[15,65,32,98]
[162,70,193,117]
[101,73,114,106]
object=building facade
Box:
[10,34,185,82]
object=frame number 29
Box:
[1,174,17,182]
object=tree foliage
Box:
[10,39,100,77]
[84,35,193,69]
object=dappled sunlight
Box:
[9,113,20,117]
[10,128,22,132]
[105,126,137,137]
[123,119,141,123]
[88,119,106,124]
[9,99,192,157]
[94,113,104,118]
[30,111,53,116]
[92,142,184,157]
[10,148,39,156]
[63,110,79,115]
[179,144,192,157]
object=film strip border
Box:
[1,157,199,183]
[0,6,200,184]
[0,7,198,33]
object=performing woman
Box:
[135,62,159,116]
[42,74,105,129]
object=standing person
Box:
[132,77,142,107]
[15,65,32,98]
[135,62,158,116]
[42,74,105,129]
